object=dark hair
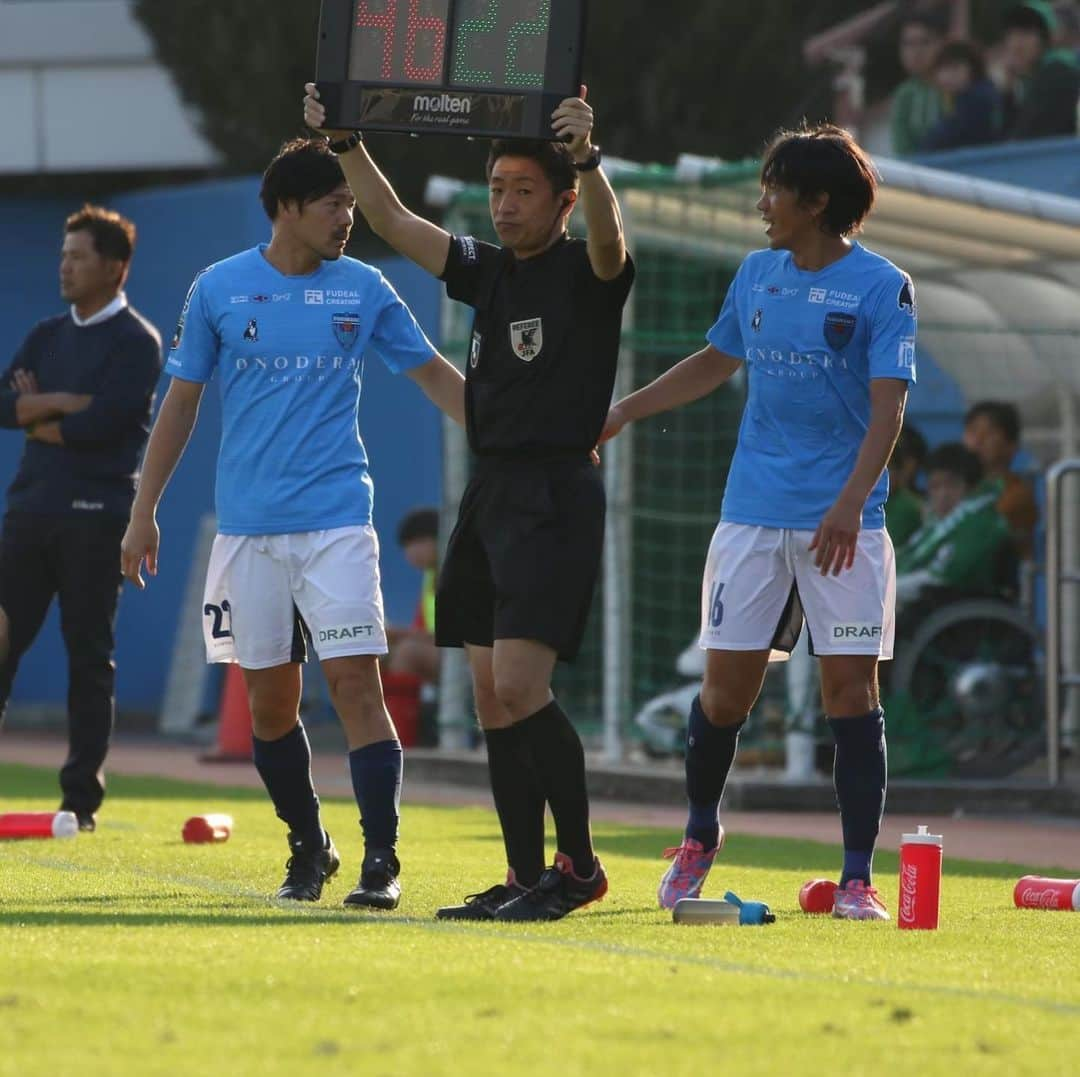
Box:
[925,442,983,487]
[760,124,878,236]
[486,139,579,195]
[260,138,347,220]
[899,12,947,37]
[892,422,929,469]
[933,39,988,80]
[964,400,1022,444]
[396,507,439,546]
[1003,2,1054,42]
[65,204,135,263]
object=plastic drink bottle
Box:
[0,811,79,839]
[898,824,943,930]
[182,814,233,843]
[799,878,838,914]
[673,891,775,925]
[1013,876,1080,910]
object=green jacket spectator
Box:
[886,486,924,547]
[892,78,945,156]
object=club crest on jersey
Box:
[332,313,361,349]
[510,318,542,362]
[243,319,258,342]
[470,331,482,370]
[751,309,763,332]
[824,312,857,350]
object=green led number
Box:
[505,0,550,88]
[452,0,498,84]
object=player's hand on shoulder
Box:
[303,82,351,141]
[121,513,159,591]
[809,495,862,577]
[11,369,38,394]
[552,84,594,160]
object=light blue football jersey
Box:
[166,245,435,535]
[707,242,917,531]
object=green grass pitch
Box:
[2,761,1078,1076]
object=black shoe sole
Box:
[434,905,497,921]
[343,888,400,911]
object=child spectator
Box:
[962,400,1039,559]
[922,40,1004,150]
[886,422,927,545]
[1000,1,1080,139]
[891,13,947,155]
[385,506,440,685]
[895,443,1011,607]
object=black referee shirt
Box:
[442,234,634,456]
[0,307,162,518]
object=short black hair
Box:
[933,39,988,81]
[396,507,439,546]
[65,204,136,263]
[260,138,348,221]
[1003,2,1054,42]
[964,400,1022,444]
[760,124,878,236]
[925,442,983,488]
[899,12,947,37]
[486,139,579,195]
[892,422,929,469]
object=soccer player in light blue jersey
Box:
[121,139,465,909]
[602,124,916,921]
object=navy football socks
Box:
[684,696,744,851]
[348,739,402,853]
[827,708,887,888]
[252,721,324,850]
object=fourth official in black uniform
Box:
[0,205,161,830]
[305,83,633,921]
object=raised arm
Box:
[600,345,742,443]
[303,83,450,278]
[552,86,626,281]
[120,377,205,589]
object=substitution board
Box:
[315,0,587,138]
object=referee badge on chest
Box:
[510,318,543,362]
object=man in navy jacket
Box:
[0,205,161,829]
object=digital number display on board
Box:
[315,0,587,138]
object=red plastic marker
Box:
[182,814,233,843]
[799,878,838,914]
[0,811,79,840]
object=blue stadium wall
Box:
[0,179,443,715]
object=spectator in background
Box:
[963,400,1039,558]
[0,205,162,831]
[922,40,1004,150]
[1000,1,1080,139]
[886,422,927,545]
[895,443,1011,608]
[891,13,947,155]
[385,506,439,685]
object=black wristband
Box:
[574,145,602,172]
[328,131,363,154]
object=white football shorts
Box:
[202,524,388,668]
[698,522,896,660]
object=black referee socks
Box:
[483,725,546,888]
[518,699,596,879]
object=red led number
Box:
[355,0,396,80]
[404,0,446,82]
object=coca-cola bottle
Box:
[898,824,942,930]
[0,811,79,840]
[1013,876,1080,911]
[182,814,233,843]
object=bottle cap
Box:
[52,811,79,839]
[724,890,776,925]
[901,824,943,846]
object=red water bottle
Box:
[898,824,942,930]
[182,814,233,843]
[0,811,79,840]
[1013,876,1080,910]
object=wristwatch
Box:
[328,131,363,154]
[574,145,602,172]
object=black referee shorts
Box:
[435,455,605,662]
